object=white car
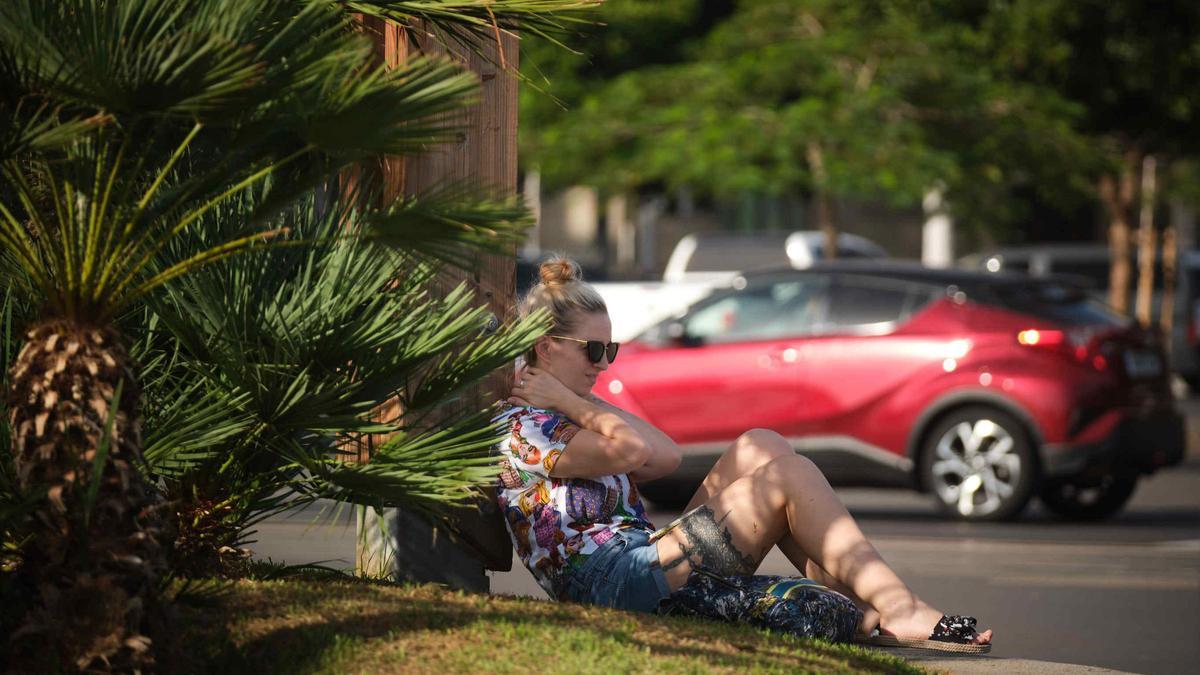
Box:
[663,230,889,284]
[597,230,889,341]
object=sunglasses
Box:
[548,335,619,364]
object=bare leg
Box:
[678,430,879,632]
[656,429,991,645]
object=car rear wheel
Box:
[919,406,1037,521]
[1038,471,1138,520]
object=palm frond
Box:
[0,0,348,119]
[347,0,600,50]
[295,56,482,157]
[130,179,544,530]
[0,133,294,323]
[147,190,537,437]
[140,379,258,478]
[369,180,532,267]
[299,408,507,517]
[0,98,105,162]
[407,306,549,413]
[161,577,235,608]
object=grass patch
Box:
[162,577,924,674]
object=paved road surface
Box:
[254,398,1200,675]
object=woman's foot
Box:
[857,608,881,637]
[878,600,992,645]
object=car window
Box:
[684,277,828,342]
[1047,261,1110,291]
[1018,255,1167,291]
[997,258,1029,273]
[823,277,935,333]
[811,245,875,260]
[988,282,1125,326]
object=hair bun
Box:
[539,257,582,286]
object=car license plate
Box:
[1124,350,1162,378]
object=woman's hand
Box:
[508,365,576,410]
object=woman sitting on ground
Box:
[495,257,993,653]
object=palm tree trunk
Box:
[8,320,166,672]
[353,17,518,586]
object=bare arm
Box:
[509,367,651,478]
[587,395,681,482]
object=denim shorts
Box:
[564,528,672,614]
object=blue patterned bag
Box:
[657,568,863,643]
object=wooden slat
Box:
[355,17,519,576]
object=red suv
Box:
[596,262,1185,521]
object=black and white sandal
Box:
[858,615,992,654]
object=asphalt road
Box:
[254,397,1200,675]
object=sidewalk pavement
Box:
[883,649,1136,674]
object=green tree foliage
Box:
[522,0,1195,239]
[973,0,1200,310]
[978,0,1199,160]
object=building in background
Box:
[525,179,928,281]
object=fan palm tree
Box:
[0,0,594,670]
[134,185,547,578]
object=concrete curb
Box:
[880,648,1136,674]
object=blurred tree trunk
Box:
[806,142,837,259]
[1161,224,1177,350]
[1099,149,1140,316]
[921,186,954,269]
[522,169,542,257]
[355,16,518,588]
[1135,155,1158,328]
[606,193,637,277]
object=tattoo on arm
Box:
[661,554,689,572]
[665,505,758,576]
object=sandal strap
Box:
[930,615,980,643]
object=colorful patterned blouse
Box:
[494,404,655,599]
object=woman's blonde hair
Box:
[519,257,607,365]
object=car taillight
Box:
[1016,329,1062,346]
[1016,327,1109,371]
